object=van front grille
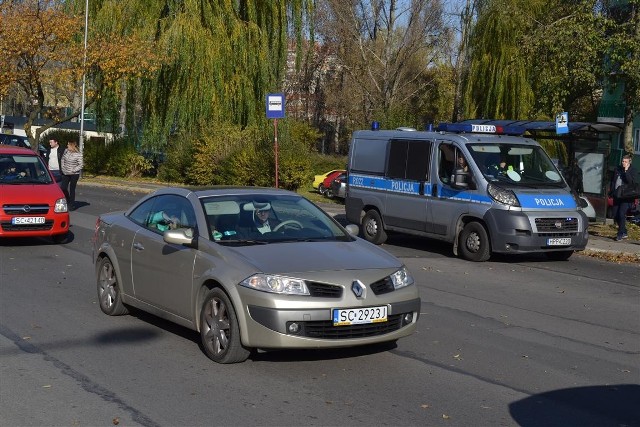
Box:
[535,217,578,233]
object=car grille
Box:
[370,277,395,295]
[3,204,50,215]
[305,278,395,298]
[1,220,54,231]
[307,282,343,298]
[534,217,579,234]
[296,314,403,339]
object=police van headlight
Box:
[487,183,520,207]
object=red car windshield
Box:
[0,153,53,184]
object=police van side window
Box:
[407,141,430,181]
[386,139,430,181]
[387,140,408,179]
[438,144,456,184]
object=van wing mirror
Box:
[451,169,476,190]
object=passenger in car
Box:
[149,209,180,232]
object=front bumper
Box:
[0,212,70,238]
[485,209,589,254]
[236,283,421,349]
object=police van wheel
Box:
[459,222,490,262]
[362,210,387,245]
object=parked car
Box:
[0,146,70,243]
[92,187,420,364]
[318,170,345,195]
[312,169,342,193]
[327,172,347,199]
[0,133,47,158]
[579,195,596,222]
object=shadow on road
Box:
[509,384,640,427]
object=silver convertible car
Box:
[92,187,420,363]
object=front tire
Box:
[459,222,491,262]
[200,288,250,364]
[361,209,387,245]
[97,257,128,316]
[52,232,69,244]
[318,184,326,195]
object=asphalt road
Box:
[1,183,639,427]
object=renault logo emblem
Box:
[351,280,365,298]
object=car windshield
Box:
[467,143,564,187]
[200,194,353,245]
[0,154,53,184]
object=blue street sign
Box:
[556,112,569,135]
[266,93,285,119]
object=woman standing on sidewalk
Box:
[610,154,637,241]
[60,140,83,211]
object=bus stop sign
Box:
[266,93,285,119]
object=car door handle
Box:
[133,242,144,251]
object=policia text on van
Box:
[345,124,589,262]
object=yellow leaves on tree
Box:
[0,0,160,134]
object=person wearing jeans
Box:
[60,140,83,210]
[610,154,637,241]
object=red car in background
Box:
[0,145,70,243]
[319,170,345,196]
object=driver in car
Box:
[253,202,280,234]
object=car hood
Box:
[0,183,63,203]
[226,239,401,274]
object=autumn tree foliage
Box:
[315,0,451,130]
[0,0,160,148]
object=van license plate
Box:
[332,306,388,326]
[12,217,45,225]
[547,238,571,246]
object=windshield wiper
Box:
[218,239,270,246]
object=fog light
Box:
[288,322,300,334]
[403,313,413,325]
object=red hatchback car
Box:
[320,170,345,196]
[0,145,70,243]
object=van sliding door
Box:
[384,138,433,232]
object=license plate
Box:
[547,237,571,246]
[332,306,388,326]
[12,216,45,225]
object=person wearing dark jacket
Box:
[610,154,637,241]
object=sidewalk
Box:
[79,177,640,260]
[583,233,640,258]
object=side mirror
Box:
[452,168,469,189]
[345,224,359,237]
[164,228,197,248]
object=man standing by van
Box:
[46,138,65,182]
[610,154,637,241]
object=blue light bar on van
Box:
[437,123,525,136]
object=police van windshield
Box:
[468,143,564,186]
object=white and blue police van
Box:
[345,123,589,261]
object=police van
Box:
[345,123,589,261]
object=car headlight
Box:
[240,274,310,295]
[54,198,68,213]
[389,266,414,289]
[487,183,520,207]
